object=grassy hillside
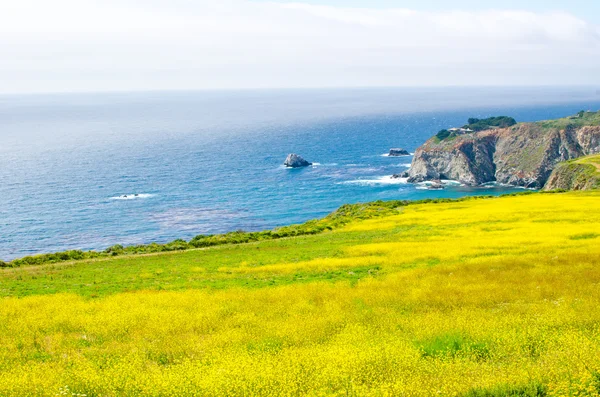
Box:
[2,192,600,396]
[544,154,600,191]
[1,199,456,268]
[536,110,600,130]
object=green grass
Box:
[536,110,600,130]
[0,218,411,298]
[416,333,490,359]
[576,153,600,169]
[545,154,600,191]
[6,195,541,269]
[1,193,550,298]
[3,191,600,395]
[0,190,574,300]
[4,199,411,267]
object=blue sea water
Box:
[1,87,600,260]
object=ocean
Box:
[1,87,600,260]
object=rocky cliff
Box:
[408,112,600,189]
[544,155,600,191]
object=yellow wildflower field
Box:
[1,192,600,396]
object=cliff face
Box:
[544,155,600,191]
[408,116,600,189]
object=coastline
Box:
[1,190,542,268]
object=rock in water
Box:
[427,181,444,190]
[388,148,410,156]
[284,154,312,168]
[392,171,410,179]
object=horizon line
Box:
[2,84,600,97]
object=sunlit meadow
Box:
[2,192,600,396]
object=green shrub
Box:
[104,244,124,255]
[416,333,490,360]
[436,129,451,140]
[164,239,190,251]
[465,116,517,132]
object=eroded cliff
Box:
[544,155,600,191]
[408,112,600,188]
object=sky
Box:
[1,0,599,94]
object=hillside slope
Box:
[544,154,600,191]
[2,192,600,396]
[408,111,600,188]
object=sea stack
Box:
[392,171,410,179]
[388,148,410,156]
[284,153,312,168]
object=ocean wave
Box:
[479,182,535,190]
[110,194,155,200]
[440,179,462,186]
[150,208,246,231]
[339,175,409,186]
[415,179,463,190]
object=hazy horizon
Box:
[2,86,599,259]
[1,85,600,98]
[2,0,600,94]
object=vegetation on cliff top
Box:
[465,116,517,131]
[435,116,517,141]
[419,111,600,189]
[2,191,600,396]
[433,111,600,144]
[537,109,600,130]
[544,154,600,191]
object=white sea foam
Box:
[440,179,462,186]
[281,162,323,169]
[381,153,414,157]
[340,175,409,186]
[479,182,534,190]
[110,194,155,200]
[479,182,498,189]
[415,179,463,190]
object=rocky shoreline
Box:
[407,112,600,189]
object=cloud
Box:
[0,0,599,93]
